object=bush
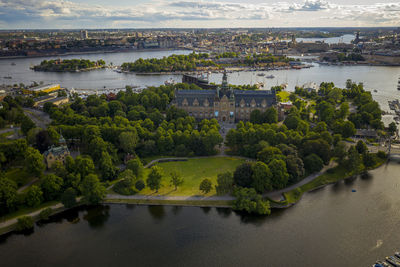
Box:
[377,151,387,159]
[113,178,136,195]
[135,180,145,191]
[38,207,52,220]
[16,216,34,231]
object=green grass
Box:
[277,91,290,102]
[4,168,36,188]
[139,157,245,196]
[0,201,59,223]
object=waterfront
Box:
[0,162,400,267]
[1,49,399,112]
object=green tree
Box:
[304,153,324,173]
[0,177,18,215]
[135,180,145,191]
[126,158,144,178]
[99,151,117,181]
[232,187,270,215]
[61,187,77,208]
[333,141,347,165]
[251,162,272,193]
[356,140,368,155]
[257,146,284,164]
[170,171,183,190]
[285,155,305,183]
[346,146,364,174]
[25,147,45,177]
[388,122,397,136]
[40,174,63,201]
[39,207,52,220]
[74,156,95,178]
[119,130,138,154]
[80,174,106,205]
[147,166,163,192]
[233,162,254,188]
[25,185,43,207]
[215,172,234,195]
[16,216,34,231]
[268,159,289,189]
[199,178,212,194]
[21,115,35,135]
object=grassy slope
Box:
[140,157,245,196]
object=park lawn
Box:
[140,157,245,196]
[277,91,290,102]
[4,168,36,188]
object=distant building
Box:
[26,84,61,94]
[43,135,70,169]
[302,82,319,93]
[80,30,88,39]
[173,70,276,123]
[35,96,69,109]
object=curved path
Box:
[263,161,337,201]
[144,155,254,168]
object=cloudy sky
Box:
[0,0,399,29]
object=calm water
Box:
[1,162,400,267]
[1,49,399,112]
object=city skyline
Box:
[1,0,400,29]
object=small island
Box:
[121,52,296,73]
[33,59,106,72]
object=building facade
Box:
[43,135,70,169]
[173,71,276,123]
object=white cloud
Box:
[0,0,399,28]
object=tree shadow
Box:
[147,205,166,222]
[83,205,110,229]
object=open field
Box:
[140,157,246,196]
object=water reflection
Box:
[148,205,166,222]
[200,207,211,214]
[83,205,110,228]
[125,204,136,210]
[215,208,232,218]
[171,206,182,216]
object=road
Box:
[23,108,51,129]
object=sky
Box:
[0,0,399,29]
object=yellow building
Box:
[26,84,61,94]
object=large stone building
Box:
[43,135,70,169]
[173,71,276,123]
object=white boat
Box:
[266,75,275,79]
[164,78,176,86]
[257,73,265,76]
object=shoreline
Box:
[0,47,192,60]
[0,157,388,236]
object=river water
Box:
[1,161,400,266]
[1,48,399,112]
